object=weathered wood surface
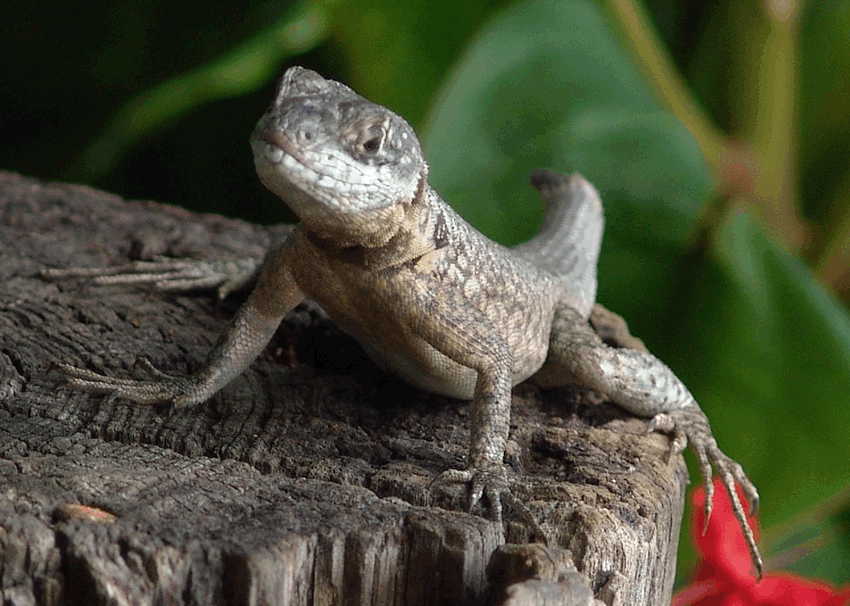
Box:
[0,171,687,606]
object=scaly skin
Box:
[48,66,763,578]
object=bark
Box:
[0,171,687,606]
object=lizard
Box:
[45,66,763,577]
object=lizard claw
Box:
[42,256,259,299]
[432,461,509,522]
[432,463,551,543]
[648,412,688,461]
[55,361,204,408]
[650,407,763,579]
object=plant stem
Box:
[746,0,806,252]
[602,0,727,178]
[603,0,809,253]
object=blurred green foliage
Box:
[2,0,848,585]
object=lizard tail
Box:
[511,171,603,318]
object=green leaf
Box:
[420,0,850,576]
[73,0,335,180]
[672,214,850,515]
[331,0,510,127]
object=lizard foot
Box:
[649,407,763,579]
[433,460,510,522]
[430,462,551,543]
[42,256,259,299]
[55,358,207,409]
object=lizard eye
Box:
[363,136,381,152]
[360,124,386,154]
[296,127,318,146]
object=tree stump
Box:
[0,171,687,606]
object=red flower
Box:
[673,479,850,606]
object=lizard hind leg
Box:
[533,302,764,578]
[511,171,604,318]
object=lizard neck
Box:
[297,168,429,250]
[304,177,445,270]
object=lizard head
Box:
[251,66,427,247]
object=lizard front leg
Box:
[394,284,516,520]
[533,301,763,578]
[43,256,261,300]
[437,352,514,521]
[56,239,304,408]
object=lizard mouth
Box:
[252,133,332,191]
[259,142,284,165]
[251,134,380,215]
[249,118,415,216]
[255,141,319,181]
[252,129,302,169]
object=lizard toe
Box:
[651,406,763,579]
[431,463,549,543]
[648,412,688,461]
[432,461,509,522]
[57,361,206,408]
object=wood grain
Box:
[0,171,687,606]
